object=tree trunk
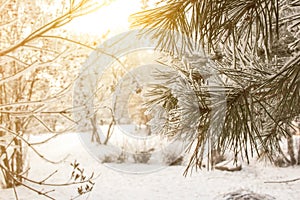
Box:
[13,119,23,186]
[297,142,300,165]
[0,118,25,188]
[287,135,296,165]
[0,131,14,188]
[90,115,101,144]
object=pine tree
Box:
[131,0,300,171]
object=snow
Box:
[0,132,299,200]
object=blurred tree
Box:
[0,0,104,197]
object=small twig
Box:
[30,134,60,145]
[20,182,55,200]
[20,171,97,187]
[39,170,58,184]
[12,180,19,200]
[264,177,300,184]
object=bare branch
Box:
[265,177,300,184]
[0,0,102,57]
[0,126,69,164]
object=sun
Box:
[66,0,142,36]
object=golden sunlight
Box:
[66,0,142,35]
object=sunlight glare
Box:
[66,0,141,35]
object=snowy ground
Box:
[0,132,299,200]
